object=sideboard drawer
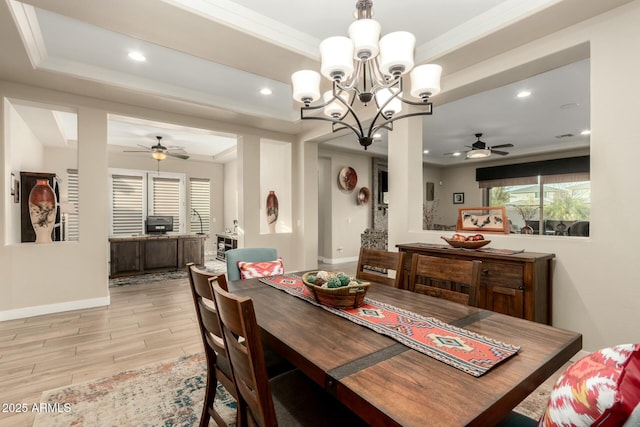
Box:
[480,262,523,289]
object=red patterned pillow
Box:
[539,343,640,427]
[237,258,284,280]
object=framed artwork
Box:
[453,192,464,204]
[456,206,509,234]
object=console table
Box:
[396,243,555,324]
[109,234,206,278]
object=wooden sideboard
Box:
[109,234,206,278]
[396,243,555,324]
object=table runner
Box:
[259,274,520,377]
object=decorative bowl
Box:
[441,236,491,249]
[302,271,370,308]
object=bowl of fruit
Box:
[441,233,491,249]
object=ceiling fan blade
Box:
[137,144,151,150]
[168,152,190,160]
[123,150,151,153]
[491,149,510,155]
[490,143,514,149]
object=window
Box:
[110,173,144,235]
[480,156,590,236]
[148,175,184,232]
[190,178,210,234]
[109,169,187,235]
[488,177,590,236]
[66,169,79,241]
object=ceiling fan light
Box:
[375,87,402,116]
[348,19,381,60]
[379,31,415,77]
[291,70,321,104]
[467,149,491,159]
[320,36,354,81]
[410,64,442,99]
[323,90,350,118]
[152,151,167,160]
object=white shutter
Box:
[112,174,144,235]
[150,176,181,231]
[190,178,210,234]
[66,169,79,241]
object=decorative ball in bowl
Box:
[441,234,491,249]
[302,271,370,308]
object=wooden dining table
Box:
[227,275,582,427]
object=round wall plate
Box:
[338,167,358,191]
[358,187,371,204]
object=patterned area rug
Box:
[109,259,227,287]
[32,353,236,427]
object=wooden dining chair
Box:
[211,281,367,427]
[408,254,482,306]
[186,263,237,427]
[356,247,406,288]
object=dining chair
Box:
[355,247,406,288]
[225,247,278,281]
[211,281,368,427]
[186,263,237,427]
[408,254,481,306]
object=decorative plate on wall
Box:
[357,187,371,205]
[338,167,358,191]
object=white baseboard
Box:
[0,295,111,322]
[318,255,359,264]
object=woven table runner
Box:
[259,274,520,377]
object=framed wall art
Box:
[453,192,464,204]
[456,206,509,234]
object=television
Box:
[146,216,173,234]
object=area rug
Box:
[260,274,519,377]
[30,351,552,425]
[109,259,227,287]
[32,353,236,427]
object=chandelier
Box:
[291,0,442,150]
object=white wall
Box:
[259,139,292,234]
[387,2,640,352]
[317,148,372,263]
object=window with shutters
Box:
[189,178,210,234]
[148,174,185,232]
[66,169,79,241]
[110,172,145,235]
[109,169,186,235]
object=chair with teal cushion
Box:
[225,247,278,281]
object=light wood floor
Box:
[0,277,205,427]
[0,262,356,427]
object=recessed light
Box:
[260,88,272,95]
[373,133,382,138]
[581,129,591,135]
[423,149,429,154]
[128,51,146,62]
[516,90,531,98]
[452,152,461,157]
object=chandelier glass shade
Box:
[291,0,442,150]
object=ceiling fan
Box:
[123,136,190,160]
[444,133,514,159]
